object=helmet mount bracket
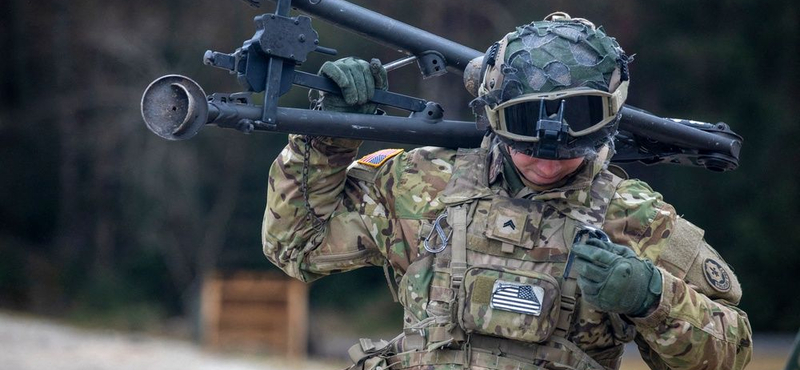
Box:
[532,99,569,159]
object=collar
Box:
[485,135,611,203]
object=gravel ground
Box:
[0,312,336,370]
[1,311,793,370]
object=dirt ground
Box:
[0,311,792,370]
[0,311,337,370]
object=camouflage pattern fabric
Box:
[262,134,752,370]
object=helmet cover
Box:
[471,14,631,159]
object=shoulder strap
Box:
[449,206,468,290]
[419,146,488,349]
[440,148,494,205]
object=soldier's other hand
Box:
[571,238,662,317]
[318,57,388,114]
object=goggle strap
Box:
[611,80,629,114]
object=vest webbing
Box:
[388,335,613,370]
[449,206,468,291]
[418,147,623,370]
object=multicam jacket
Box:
[263,134,752,370]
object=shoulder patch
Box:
[607,164,629,180]
[703,258,732,293]
[357,148,404,168]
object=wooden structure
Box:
[201,271,308,358]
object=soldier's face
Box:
[508,147,585,186]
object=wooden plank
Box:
[220,294,288,304]
[286,279,308,359]
[218,305,288,329]
[220,279,288,301]
[201,270,308,359]
[200,274,223,347]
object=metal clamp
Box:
[572,225,610,244]
[423,210,451,253]
[563,225,610,280]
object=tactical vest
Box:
[350,147,629,370]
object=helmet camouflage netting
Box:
[477,15,629,106]
[471,13,632,159]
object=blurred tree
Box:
[0,0,797,333]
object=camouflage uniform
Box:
[262,132,752,370]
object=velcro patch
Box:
[357,148,404,168]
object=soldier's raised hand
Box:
[571,238,663,317]
[318,57,388,115]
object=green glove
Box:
[571,238,662,317]
[318,57,388,114]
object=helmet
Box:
[470,13,630,159]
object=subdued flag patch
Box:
[490,281,544,316]
[357,148,404,168]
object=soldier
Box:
[262,13,752,370]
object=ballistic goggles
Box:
[485,81,628,143]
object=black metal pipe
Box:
[280,0,481,73]
[208,103,484,148]
[207,99,740,156]
[619,106,741,157]
[203,98,741,153]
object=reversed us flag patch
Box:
[357,148,404,168]
[490,281,544,316]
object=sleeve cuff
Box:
[629,266,675,327]
[314,136,363,149]
[289,134,362,151]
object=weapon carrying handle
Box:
[291,70,427,112]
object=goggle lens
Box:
[502,95,607,136]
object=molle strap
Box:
[400,329,425,352]
[450,206,468,290]
[348,337,390,364]
[554,217,581,339]
[427,325,466,347]
[388,336,608,370]
[548,336,609,370]
[555,253,580,339]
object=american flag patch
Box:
[490,281,545,316]
[357,148,404,168]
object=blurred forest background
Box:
[0,0,798,350]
